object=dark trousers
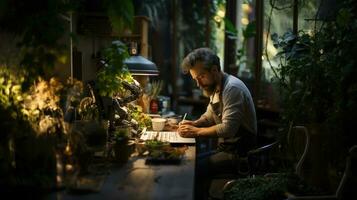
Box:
[194,134,256,200]
[194,151,237,200]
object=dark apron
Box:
[210,74,256,156]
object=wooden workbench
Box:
[44,146,195,200]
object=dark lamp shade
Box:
[124,55,159,76]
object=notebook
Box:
[140,131,196,144]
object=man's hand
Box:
[178,124,200,138]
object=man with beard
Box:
[178,47,257,199]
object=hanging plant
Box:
[104,0,134,35]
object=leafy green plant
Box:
[1,67,66,136]
[0,67,66,189]
[145,140,169,151]
[21,77,65,135]
[225,19,256,68]
[272,0,357,129]
[271,0,357,184]
[224,173,324,200]
[180,0,220,51]
[113,125,131,142]
[0,67,26,117]
[0,0,134,79]
[272,31,328,124]
[0,0,74,78]
[104,0,134,35]
[145,140,187,163]
[96,40,134,97]
[127,104,152,130]
[0,68,30,168]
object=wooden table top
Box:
[44,146,196,200]
[116,146,195,199]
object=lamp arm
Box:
[120,81,143,104]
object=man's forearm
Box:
[197,126,218,137]
[194,117,211,127]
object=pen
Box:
[182,113,187,122]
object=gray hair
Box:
[181,47,221,74]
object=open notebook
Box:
[140,131,196,144]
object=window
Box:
[258,0,318,112]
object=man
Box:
[178,47,257,199]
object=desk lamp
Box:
[124,42,159,76]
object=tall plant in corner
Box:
[272,0,357,189]
[272,0,357,135]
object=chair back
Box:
[287,125,311,177]
[336,145,357,199]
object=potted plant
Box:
[223,173,324,200]
[112,124,134,163]
[2,74,67,190]
[271,0,357,191]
